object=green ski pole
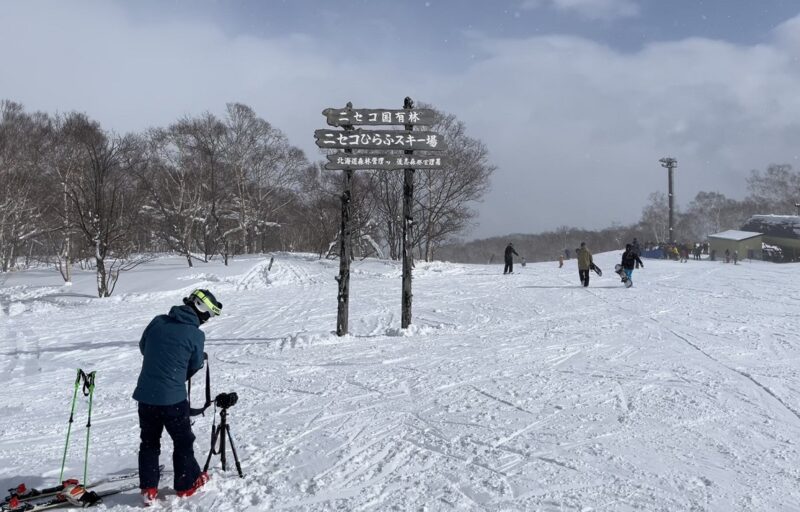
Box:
[82,371,96,485]
[59,369,83,482]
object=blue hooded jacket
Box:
[133,305,205,406]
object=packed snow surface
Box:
[1,253,799,511]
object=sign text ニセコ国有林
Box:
[323,108,436,127]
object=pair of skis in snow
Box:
[2,466,163,511]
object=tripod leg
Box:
[219,415,227,471]
[224,424,244,478]
[203,424,221,473]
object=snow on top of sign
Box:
[708,230,762,241]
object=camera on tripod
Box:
[214,392,238,409]
[187,354,244,477]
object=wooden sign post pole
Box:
[336,102,355,336]
[401,96,414,329]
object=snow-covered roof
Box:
[708,230,762,241]
[741,215,800,239]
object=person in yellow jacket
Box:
[576,242,593,287]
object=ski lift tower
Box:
[659,157,677,243]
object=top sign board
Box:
[323,108,437,127]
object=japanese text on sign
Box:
[323,108,436,126]
[314,129,446,151]
[325,153,445,170]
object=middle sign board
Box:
[314,129,447,151]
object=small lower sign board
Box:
[315,129,446,151]
[325,154,446,170]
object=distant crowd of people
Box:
[501,235,751,286]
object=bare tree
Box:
[639,191,670,244]
[364,107,495,262]
[224,103,306,255]
[42,113,92,283]
[139,127,205,267]
[746,164,800,213]
[168,114,230,262]
[413,107,495,261]
[367,171,404,260]
[0,101,51,272]
[62,114,145,297]
[680,191,756,241]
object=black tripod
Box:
[203,407,244,478]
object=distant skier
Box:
[620,244,644,285]
[576,242,593,287]
[558,254,564,268]
[133,289,222,505]
[504,243,519,274]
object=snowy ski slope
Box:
[1,252,799,511]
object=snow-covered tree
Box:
[62,113,144,297]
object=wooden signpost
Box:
[318,98,445,335]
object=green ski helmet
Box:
[183,288,222,324]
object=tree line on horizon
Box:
[0,99,494,296]
[436,164,800,264]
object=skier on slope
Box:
[132,289,222,505]
[504,242,519,274]
[620,244,644,286]
[576,242,593,287]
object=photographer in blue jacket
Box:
[132,289,222,505]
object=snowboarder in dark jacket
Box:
[504,243,519,274]
[133,289,222,505]
[621,244,644,285]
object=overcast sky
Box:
[2,0,800,239]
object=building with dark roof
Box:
[740,215,800,261]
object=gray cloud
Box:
[1,2,799,238]
[520,0,640,21]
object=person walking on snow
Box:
[133,289,223,506]
[621,244,644,286]
[631,238,642,268]
[577,242,593,287]
[504,243,519,274]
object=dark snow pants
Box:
[138,400,201,492]
[504,259,513,274]
[579,269,590,287]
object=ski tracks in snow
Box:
[2,254,800,510]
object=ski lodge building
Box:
[707,230,763,260]
[708,215,800,262]
[740,215,800,261]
